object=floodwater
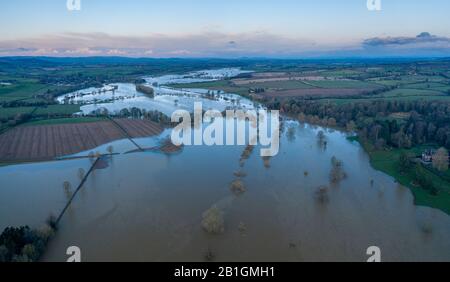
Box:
[1,69,450,262]
[57,68,255,116]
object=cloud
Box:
[0,31,320,58]
[363,32,450,47]
[360,32,450,57]
[2,31,449,58]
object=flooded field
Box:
[1,69,450,262]
[57,68,256,116]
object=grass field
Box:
[23,117,106,126]
[0,106,35,119]
[304,80,381,89]
[324,95,450,105]
[34,104,81,116]
[374,88,446,98]
[0,104,81,120]
[356,139,450,215]
[0,79,50,102]
[171,77,384,98]
[236,80,314,90]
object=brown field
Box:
[114,119,163,138]
[259,88,373,98]
[232,76,331,85]
[251,72,289,78]
[0,119,163,162]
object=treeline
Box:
[92,107,174,127]
[0,113,33,129]
[268,99,450,150]
[0,223,55,262]
[1,100,57,108]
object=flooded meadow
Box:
[1,69,449,262]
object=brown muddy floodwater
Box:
[1,121,448,262]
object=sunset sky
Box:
[1,0,450,57]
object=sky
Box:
[1,0,450,58]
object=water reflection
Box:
[28,124,450,261]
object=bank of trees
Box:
[269,99,450,150]
[0,224,55,262]
[433,147,449,172]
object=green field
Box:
[406,82,450,90]
[34,104,81,116]
[374,88,446,98]
[0,106,35,119]
[319,69,364,77]
[0,104,81,120]
[356,139,450,214]
[304,80,381,89]
[240,80,314,90]
[23,117,106,126]
[324,95,450,105]
[0,79,51,102]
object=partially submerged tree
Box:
[107,145,114,155]
[63,181,72,198]
[315,185,329,204]
[317,130,327,149]
[78,168,85,181]
[233,171,247,178]
[317,130,326,143]
[88,151,95,160]
[201,205,225,234]
[330,156,347,184]
[63,181,71,191]
[262,156,271,168]
[230,179,246,195]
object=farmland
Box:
[169,62,450,102]
[0,119,163,163]
[0,57,449,262]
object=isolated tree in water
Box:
[433,147,449,172]
[78,168,85,180]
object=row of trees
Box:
[90,107,174,127]
[0,100,57,108]
[0,113,32,128]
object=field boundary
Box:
[55,157,100,226]
[107,117,143,151]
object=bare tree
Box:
[78,168,85,181]
[330,156,347,184]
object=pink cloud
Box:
[0,31,330,57]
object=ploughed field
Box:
[260,88,374,98]
[0,119,163,162]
